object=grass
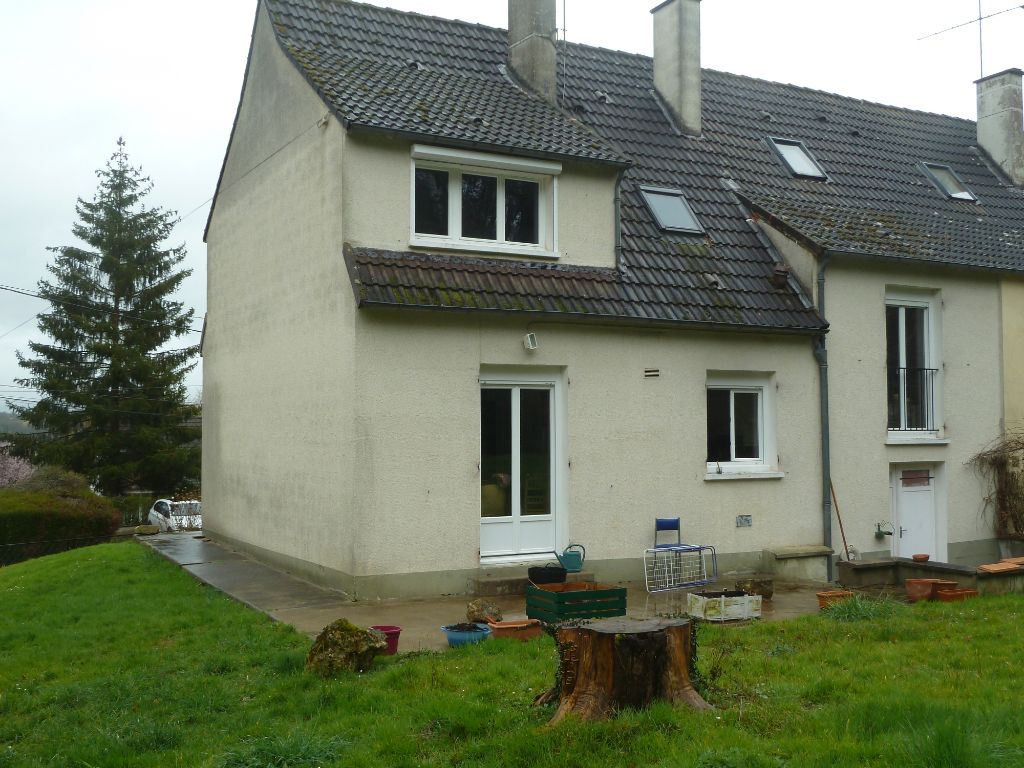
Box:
[1,545,1023,767]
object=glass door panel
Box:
[480,383,555,557]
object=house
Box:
[202,0,1024,598]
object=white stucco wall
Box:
[825,260,1003,560]
[203,4,358,575]
[342,133,619,268]
[1002,279,1024,431]
[347,312,823,578]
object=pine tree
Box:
[6,140,199,495]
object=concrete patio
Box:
[142,532,828,652]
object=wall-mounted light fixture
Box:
[523,332,539,351]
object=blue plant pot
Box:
[441,624,491,648]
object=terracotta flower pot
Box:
[936,588,980,602]
[905,578,941,603]
[486,619,543,641]
[912,553,930,562]
[929,580,959,600]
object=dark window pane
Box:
[904,307,927,370]
[733,392,760,459]
[462,174,497,240]
[414,169,448,235]
[506,179,540,243]
[707,389,730,462]
[481,389,512,518]
[520,388,551,516]
[886,306,900,428]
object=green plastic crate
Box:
[526,582,627,623]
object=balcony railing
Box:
[887,367,938,431]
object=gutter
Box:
[813,254,834,582]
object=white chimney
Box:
[508,0,558,104]
[976,68,1024,185]
[652,0,702,136]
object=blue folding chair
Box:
[645,517,718,592]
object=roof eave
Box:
[344,121,633,170]
[352,297,827,336]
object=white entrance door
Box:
[892,466,936,558]
[480,380,556,557]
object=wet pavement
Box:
[142,532,826,652]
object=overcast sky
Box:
[2,0,1022,414]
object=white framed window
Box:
[885,288,941,435]
[410,145,560,258]
[705,372,779,477]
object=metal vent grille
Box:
[644,368,660,378]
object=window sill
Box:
[480,552,555,566]
[704,471,785,481]
[886,435,951,446]
[410,235,558,259]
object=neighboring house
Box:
[203,0,1024,598]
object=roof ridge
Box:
[275,0,977,126]
[282,0,508,37]
[703,67,977,126]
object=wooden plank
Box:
[978,561,1021,573]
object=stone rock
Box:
[466,598,503,623]
[134,524,160,535]
[306,619,387,676]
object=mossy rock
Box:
[466,598,503,623]
[306,619,387,676]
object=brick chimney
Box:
[508,0,558,104]
[976,68,1024,185]
[652,0,702,136]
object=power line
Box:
[0,283,201,334]
[3,395,196,419]
[175,114,327,226]
[918,3,1024,40]
[0,315,37,342]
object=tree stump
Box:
[535,617,710,723]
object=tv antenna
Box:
[918,2,1024,79]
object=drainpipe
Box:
[814,255,834,582]
[613,166,627,271]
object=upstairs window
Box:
[920,163,977,202]
[768,137,828,180]
[640,186,703,233]
[411,145,559,257]
[885,290,939,433]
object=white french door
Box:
[480,378,557,557]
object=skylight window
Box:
[640,186,703,233]
[768,137,827,180]
[921,163,977,201]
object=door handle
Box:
[899,526,907,539]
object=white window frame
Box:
[705,372,780,479]
[410,145,560,258]
[885,288,942,440]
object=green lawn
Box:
[2,544,1023,768]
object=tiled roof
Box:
[265,0,1024,332]
[266,0,627,166]
[346,245,817,329]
